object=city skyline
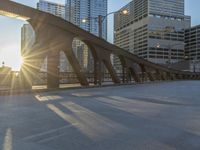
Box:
[0,0,200,70]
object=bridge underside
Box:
[0,0,200,90]
[0,9,30,20]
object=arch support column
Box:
[103,59,120,84]
[92,45,120,85]
[47,50,60,89]
[124,59,141,83]
[140,64,155,81]
[63,37,89,86]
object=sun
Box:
[10,56,24,71]
[19,56,24,68]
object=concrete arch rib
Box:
[0,0,199,90]
[139,64,155,82]
[128,67,141,83]
[89,44,120,84]
[30,19,89,87]
[102,59,120,84]
[111,54,124,83]
[71,38,97,84]
[62,37,89,86]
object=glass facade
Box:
[149,0,184,17]
[37,0,65,19]
[65,0,107,72]
[65,0,107,39]
[185,25,200,60]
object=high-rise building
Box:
[65,0,108,72]
[37,0,65,19]
[21,24,48,72]
[65,0,107,39]
[21,24,35,56]
[114,0,191,72]
[185,25,200,61]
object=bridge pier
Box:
[155,70,162,81]
[95,60,102,86]
[128,67,141,83]
[47,50,60,89]
[167,73,171,80]
[102,59,120,84]
[140,65,155,81]
[94,58,98,85]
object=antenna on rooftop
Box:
[2,61,5,67]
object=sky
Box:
[0,0,200,70]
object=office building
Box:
[185,25,200,61]
[21,24,35,56]
[37,0,65,18]
[114,0,191,72]
[65,0,107,39]
[65,0,108,71]
[185,25,200,72]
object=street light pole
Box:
[81,10,128,86]
[82,9,128,39]
[98,15,103,38]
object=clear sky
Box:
[0,0,200,70]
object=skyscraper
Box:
[21,24,35,56]
[65,0,107,39]
[65,0,108,72]
[185,25,200,61]
[37,0,65,19]
[114,0,191,72]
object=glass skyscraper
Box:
[65,0,107,72]
[65,0,107,39]
[37,0,65,19]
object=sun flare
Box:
[18,56,24,69]
[2,55,24,71]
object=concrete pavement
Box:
[0,81,200,150]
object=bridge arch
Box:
[0,0,199,90]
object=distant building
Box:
[65,0,107,39]
[21,24,35,56]
[37,0,65,18]
[65,0,108,72]
[185,25,200,61]
[21,23,48,72]
[114,0,191,72]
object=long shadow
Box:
[59,95,200,150]
[3,91,200,149]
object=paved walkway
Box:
[0,81,200,150]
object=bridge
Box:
[0,0,200,90]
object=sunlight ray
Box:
[47,102,126,140]
[3,128,13,150]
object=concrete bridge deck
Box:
[0,81,200,150]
